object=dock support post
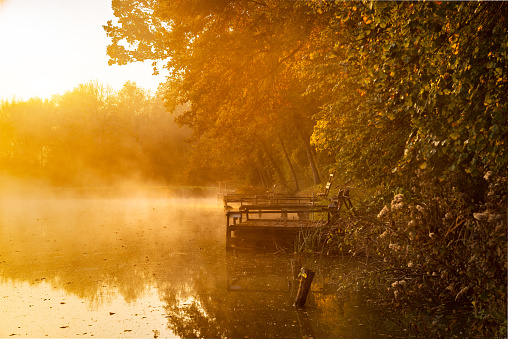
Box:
[226,211,231,250]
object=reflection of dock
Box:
[225,202,330,250]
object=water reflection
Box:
[0,198,406,338]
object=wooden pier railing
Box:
[223,194,321,208]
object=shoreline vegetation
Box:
[294,173,507,338]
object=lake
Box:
[0,197,407,338]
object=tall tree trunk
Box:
[304,146,321,185]
[255,160,268,189]
[293,113,322,185]
[259,139,287,189]
[279,137,299,192]
[256,151,272,189]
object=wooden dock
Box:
[222,174,357,250]
[225,204,331,250]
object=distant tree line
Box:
[0,81,191,186]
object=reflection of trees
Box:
[162,293,225,338]
[158,252,408,338]
[157,252,303,338]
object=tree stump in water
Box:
[293,268,315,308]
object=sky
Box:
[0,0,166,101]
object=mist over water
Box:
[0,196,224,337]
[0,195,405,338]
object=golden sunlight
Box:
[0,0,164,101]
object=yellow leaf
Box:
[363,16,372,25]
[420,162,427,169]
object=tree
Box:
[104,0,326,189]
[308,1,507,190]
[115,81,151,148]
[138,91,192,184]
[104,0,507,192]
[0,98,55,179]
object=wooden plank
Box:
[223,193,321,206]
[229,219,327,232]
[242,204,321,211]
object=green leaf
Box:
[450,131,460,140]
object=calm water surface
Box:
[0,198,406,338]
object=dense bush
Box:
[323,172,507,337]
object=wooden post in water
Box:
[294,268,315,308]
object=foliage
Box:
[105,0,327,189]
[324,173,507,337]
[304,4,508,334]
[104,1,507,192]
[308,1,508,188]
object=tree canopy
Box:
[104,0,507,193]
